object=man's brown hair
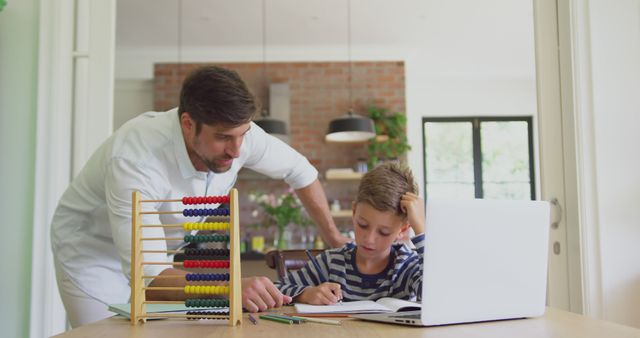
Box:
[178,66,257,134]
[356,162,419,217]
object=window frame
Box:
[422,116,536,200]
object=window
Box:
[423,117,535,200]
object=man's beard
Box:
[199,153,233,173]
[192,136,233,173]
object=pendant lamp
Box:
[254,0,287,136]
[255,110,287,135]
[325,0,375,143]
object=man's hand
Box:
[295,282,343,305]
[295,179,351,248]
[241,276,292,313]
[400,192,425,235]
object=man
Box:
[51,66,349,327]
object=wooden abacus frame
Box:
[130,189,242,326]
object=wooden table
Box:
[53,307,640,338]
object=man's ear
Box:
[180,112,194,133]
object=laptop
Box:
[351,198,550,326]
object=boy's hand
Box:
[401,192,425,235]
[296,282,343,305]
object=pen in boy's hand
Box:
[306,250,343,303]
[305,250,326,283]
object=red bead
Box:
[182,197,187,204]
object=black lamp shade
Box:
[325,112,376,142]
[255,118,288,135]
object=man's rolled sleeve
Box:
[243,123,318,189]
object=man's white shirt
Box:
[50,109,317,305]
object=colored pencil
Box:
[259,314,293,324]
[285,313,351,318]
[263,314,305,324]
[289,315,341,325]
[248,314,258,325]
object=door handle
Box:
[549,198,562,229]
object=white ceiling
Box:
[115,0,536,80]
[116,0,432,48]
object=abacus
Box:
[130,189,242,326]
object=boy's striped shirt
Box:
[275,233,424,301]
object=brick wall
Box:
[154,61,406,239]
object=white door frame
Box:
[559,0,604,318]
[533,0,577,312]
[533,0,603,316]
[30,0,115,336]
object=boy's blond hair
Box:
[356,162,418,217]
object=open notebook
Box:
[294,298,420,314]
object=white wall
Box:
[113,79,154,129]
[0,0,39,337]
[115,0,538,193]
[586,0,640,328]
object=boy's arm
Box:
[401,192,425,235]
[408,233,426,298]
[274,251,329,298]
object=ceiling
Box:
[116,0,431,49]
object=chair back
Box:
[264,249,324,280]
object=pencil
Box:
[305,250,326,283]
[263,314,305,324]
[305,250,342,302]
[289,315,341,325]
[259,314,293,325]
[285,313,350,318]
[248,314,258,325]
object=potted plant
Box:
[249,189,312,250]
[367,106,411,169]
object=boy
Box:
[276,163,425,304]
